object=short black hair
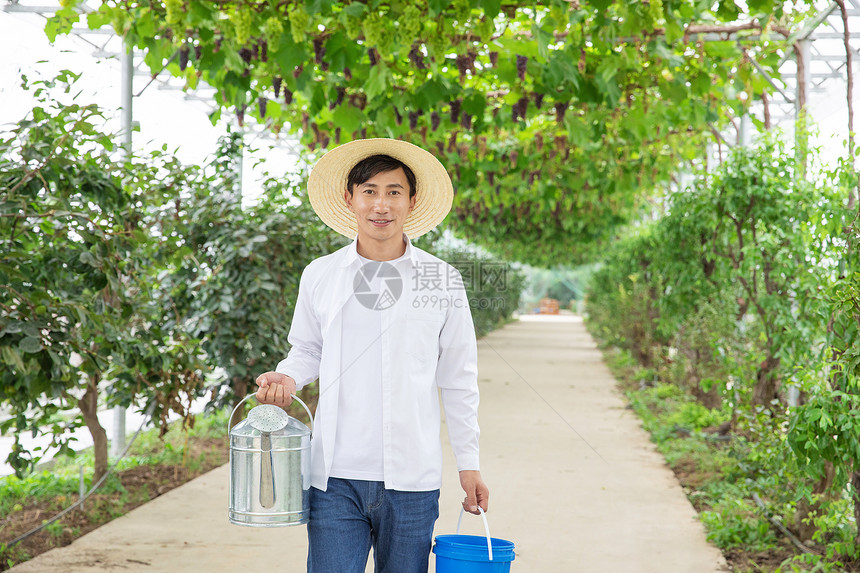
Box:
[347,154,417,199]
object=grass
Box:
[600,346,819,572]
[602,343,860,572]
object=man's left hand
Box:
[459,470,489,515]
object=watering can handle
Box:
[456,506,493,562]
[228,393,314,436]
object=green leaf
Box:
[429,0,452,17]
[364,64,390,100]
[332,104,366,134]
[19,337,43,354]
[342,3,366,17]
[79,251,98,267]
[481,0,501,19]
[86,11,110,30]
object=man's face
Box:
[344,167,415,243]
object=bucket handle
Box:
[228,393,314,436]
[456,506,493,561]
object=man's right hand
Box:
[255,372,297,410]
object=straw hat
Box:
[307,138,454,239]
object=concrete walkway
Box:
[10,315,728,572]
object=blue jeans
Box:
[307,478,440,573]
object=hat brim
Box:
[307,138,454,239]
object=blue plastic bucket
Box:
[433,508,515,572]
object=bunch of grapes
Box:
[231,8,253,46]
[554,102,568,124]
[430,111,440,131]
[272,76,282,98]
[511,98,528,122]
[451,0,470,24]
[408,44,426,69]
[293,64,304,79]
[164,0,184,32]
[335,127,341,144]
[263,17,283,52]
[516,55,527,81]
[646,0,664,29]
[283,88,293,104]
[460,112,471,130]
[343,13,362,40]
[533,93,544,110]
[329,87,345,110]
[344,67,353,81]
[362,14,389,51]
[289,5,310,44]
[313,37,327,69]
[517,96,529,120]
[447,132,457,152]
[487,171,495,185]
[179,46,189,71]
[455,55,469,81]
[408,111,420,130]
[394,108,403,126]
[239,47,254,64]
[398,4,422,41]
[554,136,568,159]
[258,96,268,118]
[368,48,379,66]
[489,51,499,67]
[435,141,444,155]
[449,99,461,123]
[350,93,367,110]
[213,35,222,53]
[535,133,543,152]
[258,40,268,63]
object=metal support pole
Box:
[796,39,812,174]
[120,39,133,155]
[237,129,245,200]
[739,114,750,147]
[111,38,133,459]
[79,465,86,511]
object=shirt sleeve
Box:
[436,267,481,472]
[275,264,322,392]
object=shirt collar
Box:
[338,234,419,268]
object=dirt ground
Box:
[0,437,228,571]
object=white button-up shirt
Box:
[276,236,480,492]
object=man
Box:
[255,138,488,572]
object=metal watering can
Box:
[228,393,313,527]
